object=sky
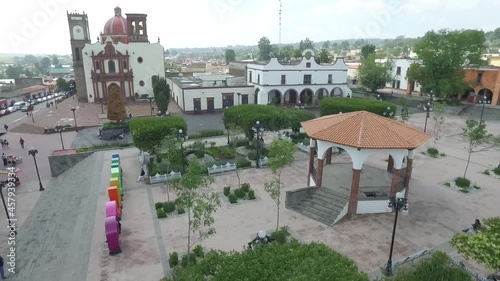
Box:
[0,0,498,55]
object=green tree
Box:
[129,116,187,153]
[155,132,182,201]
[360,44,376,60]
[265,140,296,231]
[5,65,25,79]
[462,119,493,178]
[322,40,331,49]
[40,56,51,70]
[340,40,350,50]
[107,87,127,121]
[299,37,314,50]
[317,49,332,63]
[431,101,446,148]
[167,240,369,281]
[23,54,38,65]
[153,77,170,114]
[358,54,393,92]
[170,159,221,260]
[408,29,487,97]
[258,36,272,61]
[450,217,500,272]
[224,49,236,64]
[56,77,69,92]
[279,45,295,60]
[51,55,59,67]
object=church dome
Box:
[103,7,127,35]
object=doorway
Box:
[207,97,214,112]
[193,98,201,113]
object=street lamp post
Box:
[30,107,34,123]
[147,97,154,116]
[55,125,65,149]
[71,107,78,132]
[383,107,394,118]
[0,181,17,235]
[423,92,433,133]
[376,94,383,101]
[252,121,264,168]
[178,129,186,173]
[478,94,490,124]
[28,148,44,191]
[382,193,409,277]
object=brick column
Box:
[387,155,394,173]
[316,159,324,188]
[390,169,401,197]
[307,146,315,186]
[404,150,415,199]
[326,148,332,164]
[348,169,361,216]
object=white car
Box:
[7,106,17,112]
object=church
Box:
[67,7,165,103]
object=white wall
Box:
[182,86,255,112]
[356,200,389,214]
[377,58,421,92]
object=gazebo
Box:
[299,111,431,218]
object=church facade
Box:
[67,7,165,103]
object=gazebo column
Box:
[348,168,361,216]
[316,158,325,188]
[404,150,415,199]
[390,168,401,197]
[307,139,316,186]
[387,155,394,173]
[389,153,405,197]
[326,148,333,164]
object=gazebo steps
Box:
[289,187,349,226]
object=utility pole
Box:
[279,0,282,45]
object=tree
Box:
[40,57,51,70]
[299,37,314,51]
[340,40,350,51]
[279,45,295,61]
[265,140,296,231]
[167,240,369,281]
[258,36,272,61]
[317,49,332,63]
[153,77,170,114]
[408,29,487,97]
[5,65,25,79]
[129,116,187,153]
[155,132,182,201]
[450,217,500,272]
[360,44,376,60]
[51,55,59,67]
[23,54,38,65]
[56,77,69,92]
[170,159,221,260]
[358,54,393,92]
[322,40,331,49]
[462,119,493,178]
[224,49,236,64]
[107,86,127,121]
[431,101,445,148]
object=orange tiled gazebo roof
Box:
[301,111,431,149]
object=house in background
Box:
[376,58,422,95]
[463,66,500,105]
[246,49,352,107]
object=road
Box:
[0,101,51,133]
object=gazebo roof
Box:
[301,111,431,149]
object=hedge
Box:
[129,116,187,152]
[223,105,316,138]
[320,97,397,116]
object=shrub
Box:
[163,201,176,213]
[193,245,205,258]
[232,138,249,147]
[247,189,256,200]
[103,120,129,129]
[155,202,163,209]
[129,116,187,152]
[174,198,181,205]
[194,150,205,158]
[455,177,471,188]
[223,186,231,196]
[427,147,439,157]
[320,97,397,116]
[206,146,238,159]
[247,151,257,160]
[156,155,163,163]
[156,208,167,218]
[493,167,500,176]
[240,183,251,193]
[198,129,224,138]
[234,188,246,199]
[236,157,251,168]
[168,252,179,268]
[483,170,491,175]
[140,94,149,99]
[180,253,197,268]
[444,182,451,187]
[177,206,185,214]
[228,193,238,204]
[270,226,289,244]
[189,133,201,139]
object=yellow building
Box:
[487,56,500,67]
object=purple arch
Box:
[105,216,121,255]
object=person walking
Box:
[19,138,24,149]
[0,255,6,279]
[137,169,145,182]
[1,154,6,166]
[3,141,8,150]
[3,124,7,132]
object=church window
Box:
[139,80,145,87]
[108,60,116,73]
[137,57,143,63]
[123,60,127,69]
[95,61,100,70]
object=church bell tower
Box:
[67,11,91,102]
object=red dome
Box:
[103,7,127,35]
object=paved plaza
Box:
[0,109,498,280]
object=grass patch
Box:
[189,129,224,139]
[75,142,133,153]
[493,167,500,176]
[427,147,439,158]
[483,170,491,176]
[444,182,451,187]
[224,183,256,204]
[454,177,471,188]
[103,120,129,129]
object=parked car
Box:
[21,105,31,112]
[0,109,9,116]
[7,106,17,112]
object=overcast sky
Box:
[1,0,497,55]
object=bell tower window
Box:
[95,61,100,70]
[75,48,80,61]
[108,60,116,73]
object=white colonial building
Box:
[377,58,422,94]
[246,50,352,106]
[167,74,254,113]
[68,7,165,103]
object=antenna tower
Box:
[279,0,282,45]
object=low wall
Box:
[285,186,316,208]
[48,151,93,177]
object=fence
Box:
[207,162,236,175]
[149,171,181,184]
[279,134,310,153]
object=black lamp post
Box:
[100,98,104,114]
[478,94,489,124]
[252,121,264,168]
[383,107,394,118]
[423,92,433,133]
[376,94,383,101]
[30,107,34,123]
[0,181,16,235]
[28,147,44,191]
[71,107,78,132]
[178,129,186,173]
[55,125,65,149]
[382,194,409,277]
[147,97,154,116]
